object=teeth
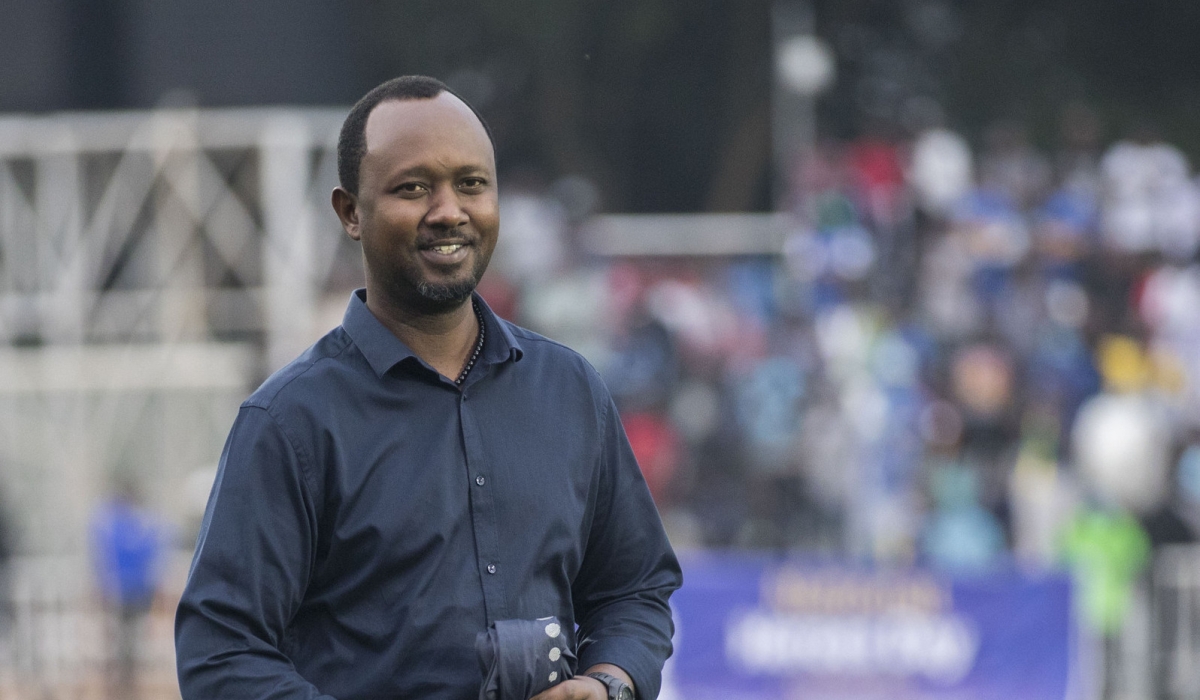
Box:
[432,244,463,254]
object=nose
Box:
[424,185,469,229]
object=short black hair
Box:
[336,75,496,196]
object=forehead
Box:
[362,93,494,173]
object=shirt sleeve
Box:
[175,405,337,700]
[572,396,683,700]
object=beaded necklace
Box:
[454,299,485,387]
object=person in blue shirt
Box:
[174,76,681,700]
[93,477,165,700]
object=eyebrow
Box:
[388,163,492,180]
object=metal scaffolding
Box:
[0,107,361,556]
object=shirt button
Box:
[486,563,497,574]
[475,475,486,486]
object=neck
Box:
[364,286,480,382]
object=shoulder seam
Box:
[238,405,318,499]
[246,331,355,409]
[502,323,598,367]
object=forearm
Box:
[585,663,633,689]
[572,394,682,699]
[572,521,680,696]
[575,616,673,700]
[176,600,336,699]
[584,663,635,696]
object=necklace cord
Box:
[454,299,485,386]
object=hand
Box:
[528,675,606,700]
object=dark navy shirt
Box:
[175,290,681,700]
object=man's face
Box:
[342,93,499,312]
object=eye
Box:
[459,177,488,192]
[393,182,427,196]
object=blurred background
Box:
[3,1,1200,698]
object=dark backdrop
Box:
[3,0,1198,212]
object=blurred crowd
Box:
[482,104,1200,636]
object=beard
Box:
[415,277,478,305]
[383,243,492,314]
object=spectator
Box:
[1100,123,1200,259]
[1071,336,1173,516]
[91,476,166,700]
[1054,102,1104,205]
[979,120,1053,211]
[909,123,973,218]
[921,463,1006,573]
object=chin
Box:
[415,278,478,306]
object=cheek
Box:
[363,206,423,242]
[374,200,423,226]
[471,201,501,239]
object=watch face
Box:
[616,686,634,700]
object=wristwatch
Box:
[586,672,634,700]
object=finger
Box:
[528,682,570,700]
[529,678,591,700]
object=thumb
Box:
[529,677,603,700]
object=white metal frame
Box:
[0,107,359,556]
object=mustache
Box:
[418,227,474,246]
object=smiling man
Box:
[174,76,681,700]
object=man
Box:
[175,76,681,700]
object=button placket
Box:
[460,393,508,621]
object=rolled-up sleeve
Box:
[572,397,683,700]
[175,405,335,700]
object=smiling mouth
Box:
[419,240,473,266]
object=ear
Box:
[331,187,362,241]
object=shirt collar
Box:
[341,288,524,379]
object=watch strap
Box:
[586,671,633,700]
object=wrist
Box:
[580,674,608,700]
[585,671,634,700]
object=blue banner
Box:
[665,554,1075,700]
